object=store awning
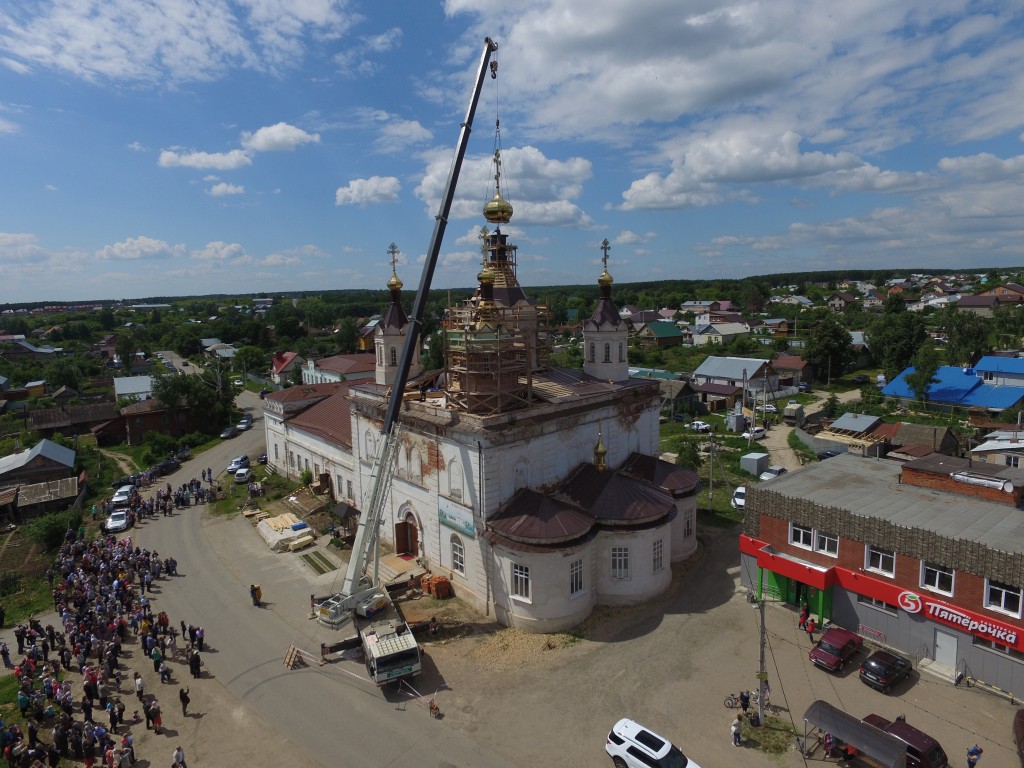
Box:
[803,700,906,768]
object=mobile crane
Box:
[315,37,499,685]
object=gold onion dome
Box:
[598,269,613,287]
[478,264,496,285]
[387,272,403,290]
[483,193,513,224]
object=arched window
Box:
[377,345,383,365]
[618,342,625,362]
[589,343,595,363]
[364,430,376,460]
[451,534,465,575]
[603,343,611,363]
[390,346,397,366]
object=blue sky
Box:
[1,0,1023,303]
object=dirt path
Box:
[100,449,137,477]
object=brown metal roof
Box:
[286,389,352,448]
[620,452,702,497]
[487,489,594,544]
[562,464,674,526]
[313,353,375,375]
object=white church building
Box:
[263,193,701,633]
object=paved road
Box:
[114,384,1017,768]
[129,392,513,768]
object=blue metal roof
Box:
[974,356,1024,375]
[882,365,1024,409]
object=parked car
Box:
[741,426,767,440]
[111,485,135,507]
[759,465,788,481]
[758,403,778,413]
[809,627,863,672]
[852,374,870,385]
[257,453,268,464]
[731,486,746,510]
[104,509,131,534]
[689,420,711,432]
[259,388,271,399]
[227,455,250,473]
[862,713,949,768]
[233,379,244,387]
[605,718,702,768]
[234,468,252,484]
[153,458,179,475]
[817,450,841,461]
[237,416,252,431]
[220,426,239,439]
[797,382,811,392]
[859,649,913,693]
[181,360,189,366]
[110,474,141,489]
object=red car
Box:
[809,627,863,672]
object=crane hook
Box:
[490,61,498,79]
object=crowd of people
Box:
[1,525,202,768]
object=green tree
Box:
[46,357,84,390]
[805,315,855,382]
[116,333,137,373]
[673,436,703,470]
[866,305,926,380]
[940,308,990,367]
[233,346,268,378]
[904,345,942,410]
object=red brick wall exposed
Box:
[901,466,1022,506]
[756,513,1023,630]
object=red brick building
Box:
[741,453,1024,697]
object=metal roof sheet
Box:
[762,454,1024,555]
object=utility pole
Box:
[757,596,768,723]
[708,432,714,508]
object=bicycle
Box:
[724,690,780,715]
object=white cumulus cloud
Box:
[158,148,252,170]
[207,182,244,196]
[96,236,184,261]
[335,176,401,206]
[241,122,320,152]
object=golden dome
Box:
[478,264,495,285]
[483,193,513,224]
[387,272,403,290]
[598,269,613,287]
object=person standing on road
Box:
[739,690,750,715]
[967,744,983,767]
[806,618,816,642]
[798,603,809,630]
[172,746,187,768]
[178,687,189,716]
[731,715,743,746]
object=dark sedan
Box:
[220,426,239,439]
[859,649,913,693]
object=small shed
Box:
[801,700,906,768]
[741,452,770,477]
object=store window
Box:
[973,635,1024,663]
[865,545,895,577]
[986,579,1022,618]
[789,524,813,549]
[857,594,897,616]
[814,531,838,556]
[921,562,954,596]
